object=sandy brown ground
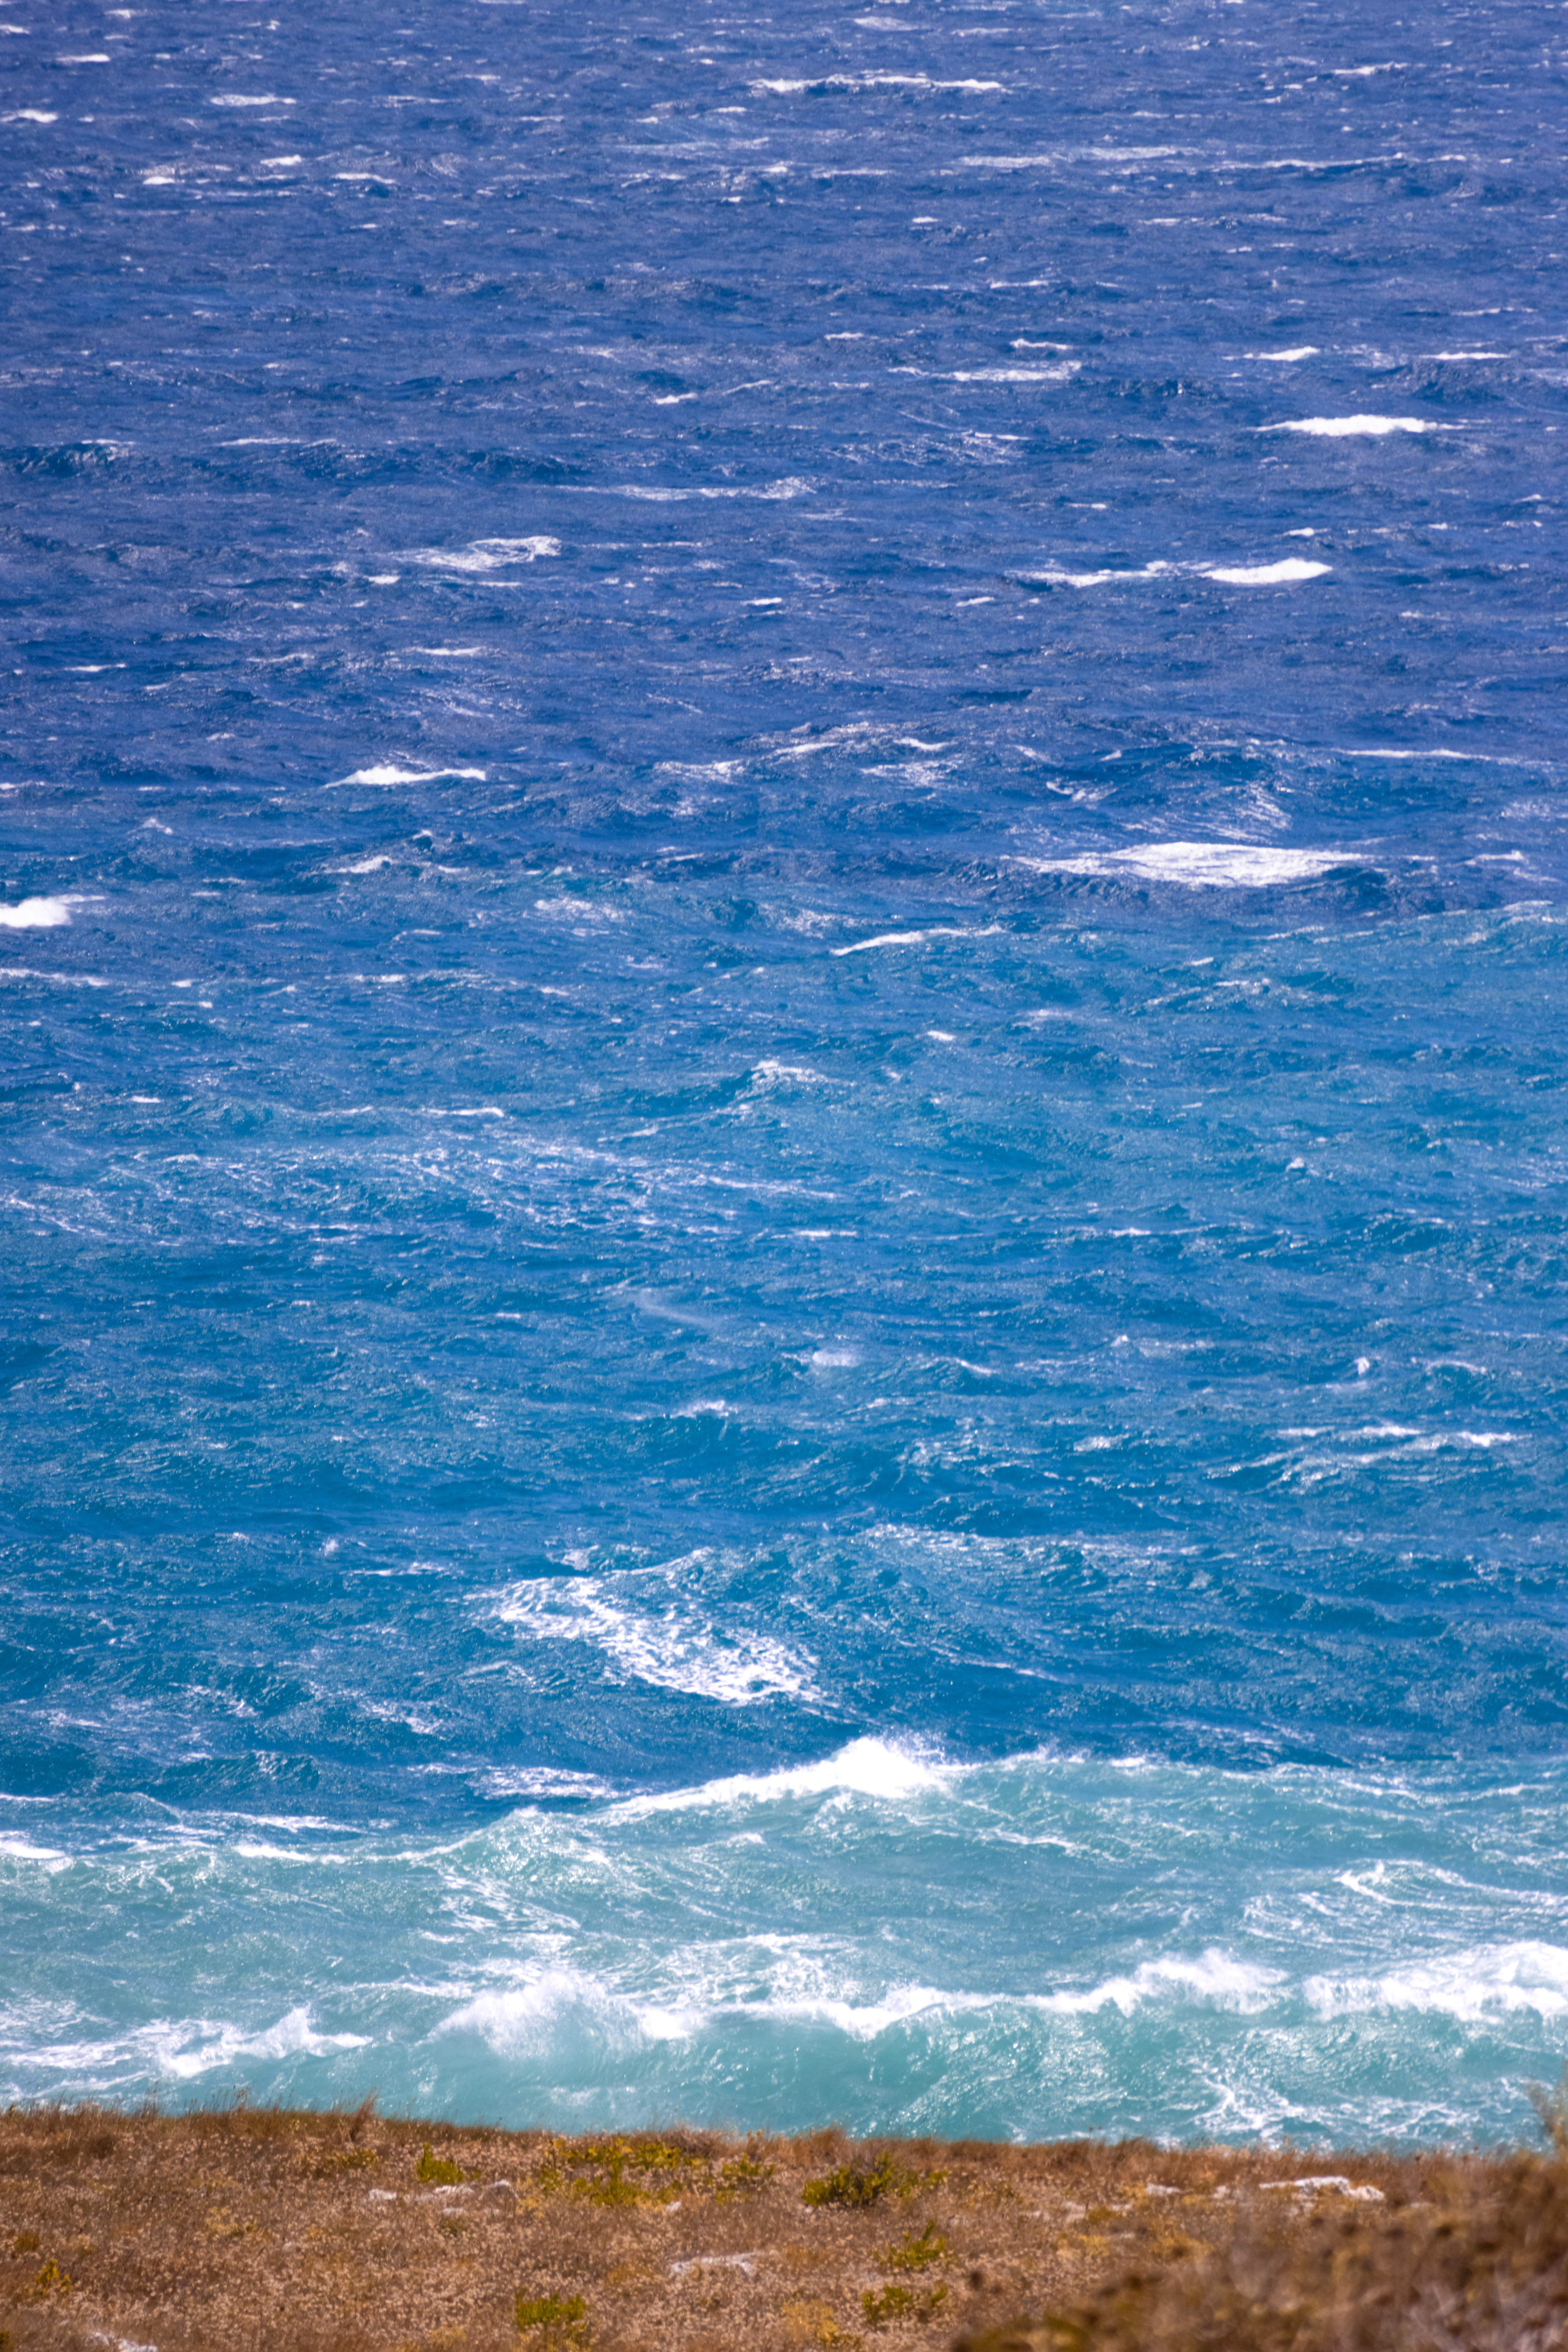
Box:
[1,2105,1565,2352]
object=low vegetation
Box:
[0,2097,1564,2351]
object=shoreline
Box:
[2,2102,1565,2352]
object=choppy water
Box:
[2,0,1567,2146]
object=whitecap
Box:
[1025,557,1329,588]
[0,1832,67,1862]
[613,1735,949,1817]
[154,2005,369,2079]
[434,1969,648,2054]
[1304,1939,1568,2023]
[1202,558,1332,585]
[405,536,559,571]
[606,477,812,502]
[752,72,1003,93]
[0,897,72,928]
[892,365,1079,384]
[1011,842,1360,887]
[831,924,1003,955]
[489,1574,820,1707]
[960,146,1178,168]
[210,92,295,106]
[475,1767,618,1800]
[1033,1948,1286,2017]
[750,1058,829,1085]
[533,895,626,923]
[327,764,487,787]
[1260,415,1434,436]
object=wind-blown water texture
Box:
[1,0,1566,2143]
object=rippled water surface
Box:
[2,0,1566,2143]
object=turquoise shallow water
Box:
[2,0,1567,2142]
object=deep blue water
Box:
[2,0,1567,2146]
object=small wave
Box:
[1034,1949,1286,2017]
[1203,558,1331,585]
[475,1767,618,1800]
[1012,842,1361,887]
[490,1574,820,1707]
[1304,1940,1568,2023]
[0,1832,67,1863]
[831,924,1003,956]
[1260,415,1434,436]
[0,897,72,928]
[1025,557,1329,588]
[614,1736,949,1817]
[406,536,559,572]
[892,365,1079,384]
[328,764,487,787]
[753,72,1004,93]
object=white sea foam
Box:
[607,477,812,501]
[328,764,487,787]
[534,895,626,923]
[750,1058,829,1086]
[1252,346,1320,360]
[475,1767,618,1800]
[753,72,1003,93]
[1034,1949,1286,2017]
[434,1969,654,2055]
[1026,557,1328,588]
[164,2005,369,2077]
[1203,558,1332,585]
[6,2004,377,2088]
[892,365,1079,384]
[406,536,559,571]
[0,1832,67,1863]
[1304,1940,1568,2023]
[0,896,72,928]
[1260,415,1434,436]
[1012,842,1358,887]
[831,924,1003,955]
[490,1574,820,1706]
[211,92,295,105]
[960,146,1178,168]
[613,1736,949,1818]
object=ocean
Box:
[2,0,1566,2148]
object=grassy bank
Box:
[1,2102,1565,2352]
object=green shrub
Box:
[863,2280,948,2328]
[717,2148,777,2199]
[417,2143,463,2185]
[881,2221,947,2272]
[804,2153,946,2209]
[516,2289,590,2347]
[537,2136,696,2208]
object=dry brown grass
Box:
[0,2103,1563,2352]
